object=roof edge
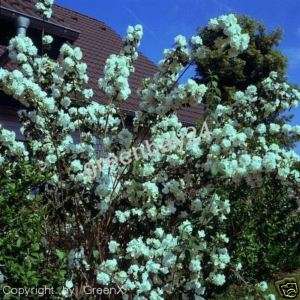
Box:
[0,5,80,40]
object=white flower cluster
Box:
[0,69,56,111]
[139,34,206,117]
[213,74,299,128]
[98,25,143,102]
[35,0,54,19]
[59,44,90,86]
[191,35,203,46]
[208,14,250,54]
[42,35,54,45]
[97,216,230,299]
[261,71,300,113]
[99,55,132,101]
[205,122,300,182]
[144,41,189,112]
[190,35,207,60]
[0,126,28,159]
[71,102,120,134]
[8,34,38,60]
[202,75,300,183]
[168,79,207,109]
[122,25,143,59]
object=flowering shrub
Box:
[194,15,300,288]
[0,2,299,299]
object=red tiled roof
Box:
[0,0,203,124]
[0,45,6,59]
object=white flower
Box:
[61,287,69,298]
[70,160,83,173]
[108,240,120,254]
[235,262,242,271]
[189,258,202,272]
[73,47,83,60]
[61,97,71,108]
[0,271,4,283]
[198,230,205,238]
[151,229,164,241]
[97,272,110,285]
[211,273,226,286]
[174,35,187,47]
[65,280,73,289]
[191,35,203,45]
[179,220,193,235]
[208,14,249,53]
[258,281,268,292]
[256,124,267,134]
[143,182,159,199]
[269,123,281,133]
[35,0,54,19]
[118,128,133,147]
[45,154,57,165]
[83,89,94,100]
[44,97,56,113]
[42,35,53,45]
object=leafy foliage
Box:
[228,178,299,281]
[0,161,67,290]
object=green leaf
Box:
[93,250,100,259]
[55,249,66,261]
[16,238,22,248]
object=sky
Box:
[57,0,300,152]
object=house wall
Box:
[0,93,23,140]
